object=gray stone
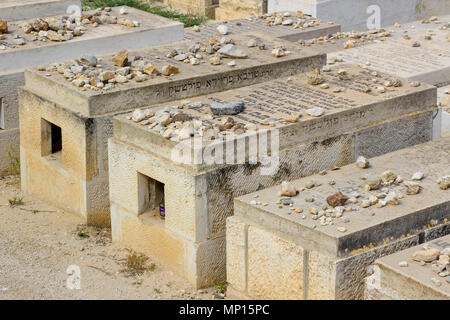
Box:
[80,54,97,67]
[210,101,245,115]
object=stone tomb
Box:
[108,65,436,288]
[227,137,450,299]
[328,17,450,87]
[267,0,450,31]
[366,234,450,300]
[0,0,81,21]
[0,6,184,176]
[19,33,325,226]
[185,12,340,43]
[0,6,184,73]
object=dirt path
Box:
[0,175,217,300]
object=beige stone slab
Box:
[114,64,436,172]
[185,13,340,42]
[226,214,447,299]
[0,0,80,21]
[0,6,184,73]
[162,0,218,18]
[24,32,325,116]
[247,225,304,299]
[375,234,450,299]
[328,19,450,86]
[235,137,450,257]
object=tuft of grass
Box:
[153,288,161,294]
[122,249,150,275]
[8,197,24,207]
[7,145,20,176]
[149,262,156,271]
[77,232,90,238]
[81,0,208,27]
[216,280,227,294]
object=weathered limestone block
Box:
[0,7,183,73]
[19,33,325,225]
[161,0,219,18]
[323,16,450,138]
[0,0,81,21]
[109,65,436,288]
[0,6,183,177]
[215,0,265,20]
[247,225,304,299]
[227,137,450,299]
[324,15,450,85]
[367,234,450,300]
[268,0,450,31]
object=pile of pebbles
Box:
[0,7,140,49]
[38,35,290,91]
[249,155,449,233]
[126,102,252,143]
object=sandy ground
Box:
[0,175,218,300]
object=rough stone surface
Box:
[229,137,450,299]
[210,101,245,115]
[371,234,450,299]
[247,226,304,299]
[0,0,81,21]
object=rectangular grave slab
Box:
[0,6,184,73]
[268,0,450,31]
[0,0,81,21]
[327,17,450,87]
[366,234,450,300]
[108,65,436,288]
[295,16,449,140]
[185,12,340,43]
[0,6,183,176]
[18,33,326,225]
[227,137,450,299]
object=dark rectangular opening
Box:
[41,118,62,159]
[51,123,62,154]
[138,172,165,220]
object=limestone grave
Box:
[18,33,326,226]
[0,0,81,21]
[0,6,184,176]
[227,137,450,299]
[300,15,449,138]
[366,234,450,300]
[185,11,340,43]
[327,16,450,87]
[108,65,436,288]
[267,0,450,31]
